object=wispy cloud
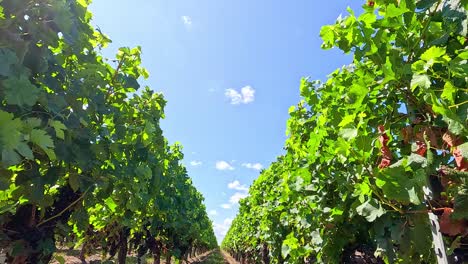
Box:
[229,192,248,204]
[228,180,249,192]
[242,162,263,171]
[190,160,202,167]
[216,161,234,171]
[225,86,255,105]
[224,180,249,207]
[209,210,218,216]
[220,203,231,209]
[181,15,192,28]
[213,218,233,242]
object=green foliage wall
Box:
[222,0,468,263]
[0,0,216,263]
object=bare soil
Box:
[49,248,237,264]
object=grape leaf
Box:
[0,49,17,76]
[339,128,358,140]
[441,81,456,104]
[386,4,410,18]
[356,198,386,222]
[0,111,25,166]
[376,164,425,205]
[2,76,40,107]
[16,142,33,160]
[421,46,446,61]
[1,149,20,167]
[69,173,79,192]
[411,74,431,91]
[49,120,67,140]
[30,129,56,160]
[452,193,468,219]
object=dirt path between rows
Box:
[220,251,239,264]
[185,250,214,263]
[188,249,238,264]
[50,248,237,264]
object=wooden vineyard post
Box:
[423,186,449,264]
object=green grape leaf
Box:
[0,111,22,150]
[411,75,431,91]
[69,173,79,192]
[0,111,25,166]
[386,4,410,18]
[376,164,425,205]
[441,81,456,104]
[281,232,298,258]
[1,149,20,167]
[49,120,67,139]
[421,46,446,61]
[356,198,386,222]
[2,76,40,107]
[0,49,17,76]
[339,128,358,140]
[430,94,467,135]
[16,142,33,160]
[320,25,335,49]
[452,193,468,219]
[70,206,89,231]
[135,164,152,180]
[30,129,56,160]
[105,197,117,212]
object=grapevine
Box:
[0,1,217,263]
[222,0,468,263]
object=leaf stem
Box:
[37,190,88,228]
[448,100,468,108]
[370,186,405,214]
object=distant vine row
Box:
[0,1,217,263]
[222,0,468,263]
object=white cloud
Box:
[190,160,202,166]
[213,218,233,242]
[220,203,231,209]
[225,86,255,105]
[181,16,192,27]
[229,192,248,204]
[228,180,249,192]
[209,210,218,216]
[220,181,249,211]
[242,162,263,171]
[225,89,242,104]
[224,180,249,208]
[216,161,234,171]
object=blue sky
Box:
[89,0,362,243]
